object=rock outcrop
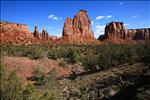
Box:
[62,10,96,44]
[99,21,150,44]
[41,29,49,41]
[0,21,50,45]
[33,26,40,39]
[33,26,49,41]
[0,21,34,45]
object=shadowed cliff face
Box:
[62,10,95,43]
[99,21,150,42]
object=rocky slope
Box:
[99,21,150,44]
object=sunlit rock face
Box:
[33,26,49,41]
[0,21,34,45]
[62,10,96,44]
[0,21,50,45]
[99,21,150,42]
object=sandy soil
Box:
[3,56,72,80]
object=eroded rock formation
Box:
[0,21,50,45]
[62,10,95,44]
[0,21,34,45]
[33,26,49,41]
[99,21,150,43]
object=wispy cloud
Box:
[124,23,130,26]
[94,24,105,38]
[106,15,112,18]
[96,15,112,20]
[131,14,139,19]
[96,16,105,20]
[119,2,124,5]
[91,21,94,25]
[48,14,62,20]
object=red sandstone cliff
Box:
[62,10,97,44]
[0,21,50,45]
[0,21,34,45]
[98,21,150,44]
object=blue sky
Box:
[1,1,150,38]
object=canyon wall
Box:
[99,21,150,43]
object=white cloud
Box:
[48,15,54,18]
[96,15,112,20]
[91,21,94,25]
[132,14,139,18]
[53,17,58,20]
[96,16,105,20]
[94,24,105,38]
[48,14,62,20]
[124,23,130,26]
[119,2,124,5]
[106,15,112,18]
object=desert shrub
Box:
[141,42,150,66]
[118,46,137,64]
[1,44,45,59]
[58,60,67,68]
[48,49,59,60]
[48,47,68,60]
[24,45,44,59]
[97,45,116,69]
[33,68,58,86]
[40,91,57,100]
[82,54,98,71]
[2,44,25,56]
[0,70,24,100]
[22,84,36,100]
[67,48,79,63]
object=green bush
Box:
[22,84,36,100]
[67,48,79,63]
[141,42,150,66]
[33,68,58,86]
[48,49,59,60]
[58,60,67,68]
[82,54,98,71]
[24,45,45,59]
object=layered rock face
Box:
[0,21,34,45]
[0,21,50,45]
[62,10,95,44]
[99,21,150,43]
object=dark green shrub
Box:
[82,54,98,71]
[40,91,57,100]
[142,42,150,66]
[24,45,44,59]
[67,48,79,63]
[58,60,67,68]
[48,49,59,60]
[23,84,35,100]
[0,70,23,100]
[33,68,58,86]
